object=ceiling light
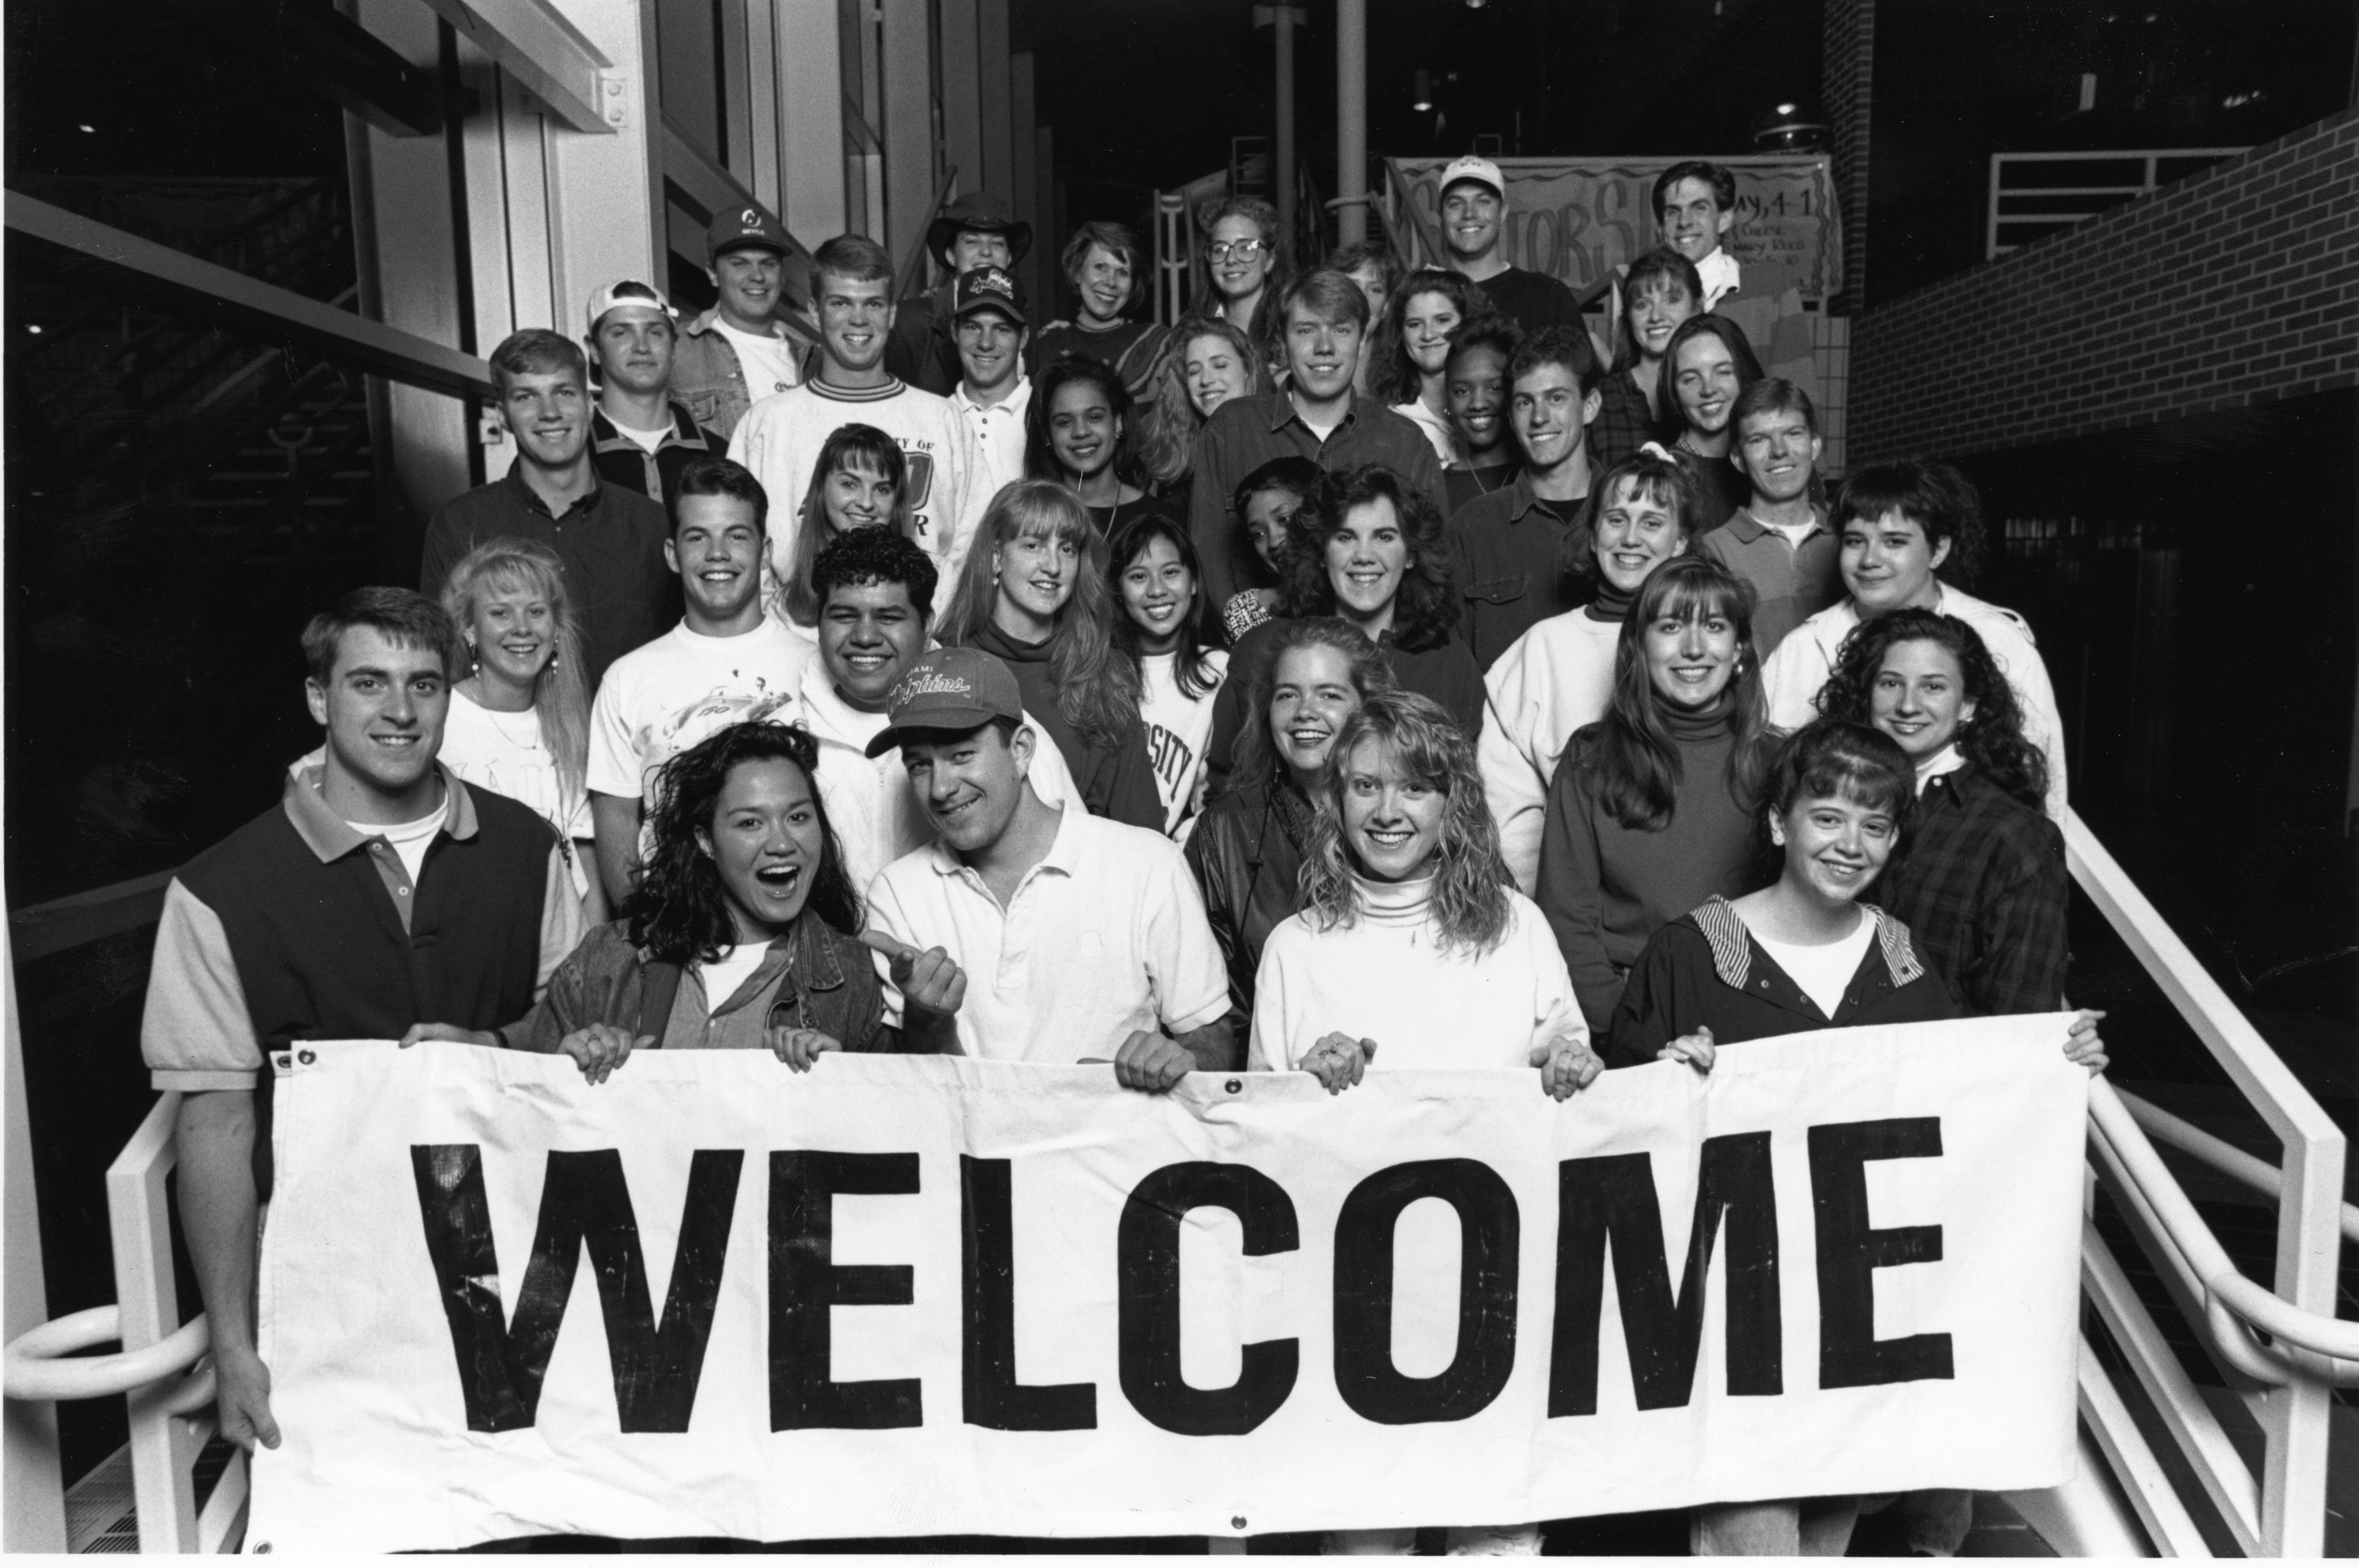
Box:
[1411,70,1434,113]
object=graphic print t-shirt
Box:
[1136,647,1229,834]
[587,618,815,824]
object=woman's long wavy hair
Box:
[1609,247,1704,375]
[1194,193,1293,366]
[440,537,590,816]
[1106,511,1222,700]
[1231,616,1396,789]
[1279,463,1460,653]
[1653,313,1765,429]
[1024,353,1144,489]
[1569,556,1776,832]
[1816,608,2049,810]
[1135,314,1264,487]
[785,424,917,627]
[1560,449,1702,581]
[1299,689,1512,958]
[936,479,1143,749]
[628,722,862,966]
[1366,267,1488,407]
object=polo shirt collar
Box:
[1725,504,1829,544]
[281,761,477,863]
[499,461,605,521]
[1690,895,1925,993]
[952,376,1029,416]
[926,800,1085,882]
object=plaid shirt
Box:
[1588,365,1671,477]
[1877,765,2070,1015]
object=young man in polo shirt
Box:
[419,329,678,688]
[1436,154,1581,335]
[1450,325,1603,670]
[672,205,818,439]
[584,279,725,503]
[729,233,985,591]
[587,456,813,904]
[1186,268,1448,609]
[862,647,1234,1087]
[142,588,583,1453]
[946,265,1032,503]
[1702,378,1837,658]
[885,192,1031,396]
[794,527,1078,891]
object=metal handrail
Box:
[2115,1085,2359,1246]
[1,1307,210,1404]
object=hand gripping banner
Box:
[248,1020,2087,1551]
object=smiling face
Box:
[1074,242,1133,325]
[1671,332,1741,436]
[1841,508,1951,616]
[696,757,825,941]
[1446,344,1509,455]
[1510,361,1599,475]
[667,493,765,623]
[1400,289,1463,377]
[1243,485,1303,572]
[1284,302,1362,403]
[818,578,925,707]
[499,366,590,470]
[305,626,449,802]
[949,228,1012,274]
[1269,643,1362,784]
[820,455,898,537]
[464,580,555,687]
[903,722,1031,853]
[710,246,783,327]
[1870,638,1975,761]
[1325,497,1409,626]
[1184,332,1254,419]
[1659,176,1733,263]
[1339,735,1446,883]
[592,310,676,397]
[1627,276,1697,364]
[815,271,894,373]
[994,526,1081,623]
[1048,379,1120,480]
[1736,405,1821,506]
[1118,534,1195,655]
[1591,476,1688,594]
[1207,215,1273,301]
[1440,183,1503,263]
[1773,788,1898,908]
[1641,598,1742,709]
[955,309,1025,393]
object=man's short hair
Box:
[488,329,587,393]
[812,234,896,291]
[1731,377,1817,438]
[301,587,462,685]
[1832,460,1985,586]
[1278,268,1371,332]
[1507,324,1599,397]
[672,455,769,537]
[1652,160,1738,220]
[1443,313,1522,372]
[813,525,940,621]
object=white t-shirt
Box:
[586,617,814,817]
[713,319,801,403]
[609,418,672,454]
[348,800,447,885]
[1763,517,1818,548]
[1740,909,1877,1020]
[864,804,1230,1062]
[1477,606,1624,894]
[1249,882,1583,1071]
[439,689,593,895]
[697,944,771,1013]
[1136,647,1230,834]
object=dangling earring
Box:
[465,639,479,675]
[548,649,559,670]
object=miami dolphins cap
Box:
[864,647,1027,757]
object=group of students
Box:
[141,155,2108,1559]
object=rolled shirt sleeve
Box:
[142,879,263,1092]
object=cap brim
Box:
[955,301,1026,326]
[711,236,788,259]
[862,709,1000,758]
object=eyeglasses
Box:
[1205,239,1269,262]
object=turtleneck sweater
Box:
[1534,691,1764,1034]
[1477,582,1637,894]
[1248,868,1583,1073]
[965,620,1166,831]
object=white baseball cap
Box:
[1438,155,1506,202]
[585,279,674,333]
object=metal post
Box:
[1274,5,1295,248]
[1336,0,1366,245]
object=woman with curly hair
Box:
[935,479,1164,829]
[1025,353,1169,536]
[1817,608,2068,1015]
[1132,314,1265,510]
[486,722,887,1077]
[1196,193,1292,368]
[1536,556,1780,1035]
[778,423,918,632]
[1327,237,1402,396]
[1367,267,1488,461]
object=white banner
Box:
[249,1021,2087,1552]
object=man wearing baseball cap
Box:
[671,204,820,439]
[859,647,1234,1088]
[583,280,724,503]
[946,265,1033,501]
[1436,155,1583,336]
[885,191,1032,397]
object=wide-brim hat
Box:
[928,193,1032,265]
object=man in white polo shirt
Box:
[947,265,1031,504]
[861,647,1234,1088]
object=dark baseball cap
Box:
[863,648,1027,758]
[707,204,789,261]
[952,265,1027,328]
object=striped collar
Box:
[1688,895,1924,992]
[807,374,911,403]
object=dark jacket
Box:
[1878,764,2069,1016]
[1184,775,1315,1015]
[884,282,962,396]
[590,402,726,504]
[1447,468,1598,671]
[967,621,1167,830]
[506,918,889,1054]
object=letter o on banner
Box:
[1332,1159,1519,1424]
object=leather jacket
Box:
[1184,774,1315,1016]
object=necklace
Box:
[1466,464,1511,495]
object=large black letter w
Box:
[410,1145,742,1433]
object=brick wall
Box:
[1848,110,2359,464]
[1821,0,1873,307]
